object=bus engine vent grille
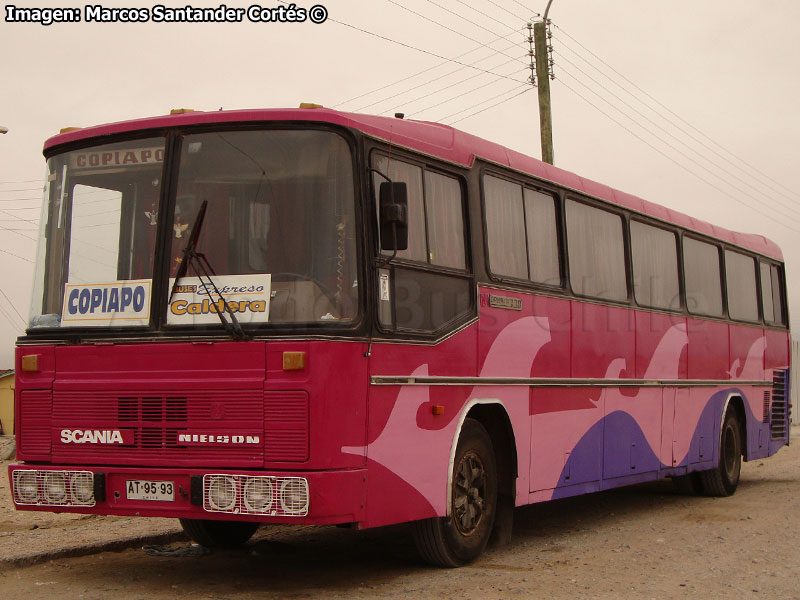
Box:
[762,391,771,424]
[52,390,263,467]
[770,369,788,440]
[117,396,188,448]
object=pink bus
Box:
[10,107,791,566]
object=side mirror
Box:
[379,182,409,251]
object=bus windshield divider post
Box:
[169,199,249,341]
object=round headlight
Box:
[243,477,273,513]
[206,475,237,512]
[279,478,309,515]
[43,472,67,504]
[15,471,39,504]
[70,472,94,505]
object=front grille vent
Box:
[118,397,188,423]
[118,396,188,449]
[52,389,264,468]
[770,369,788,440]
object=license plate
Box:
[126,480,174,501]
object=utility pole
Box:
[534,0,555,164]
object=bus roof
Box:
[45,107,782,261]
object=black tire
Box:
[412,419,497,567]
[179,518,259,547]
[698,408,742,497]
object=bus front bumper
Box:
[8,464,367,525]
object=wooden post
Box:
[534,21,554,165]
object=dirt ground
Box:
[1,434,798,599]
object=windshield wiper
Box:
[169,200,250,341]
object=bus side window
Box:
[424,171,465,269]
[483,175,526,279]
[725,250,758,322]
[566,199,627,301]
[482,174,560,287]
[523,188,560,286]
[760,261,786,325]
[372,155,467,271]
[683,237,723,317]
[372,152,472,334]
[631,220,680,310]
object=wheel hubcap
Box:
[453,451,486,535]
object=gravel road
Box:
[1,434,798,599]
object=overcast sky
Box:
[1,0,798,368]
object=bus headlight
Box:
[202,474,308,516]
[43,472,68,504]
[70,472,95,505]
[279,478,309,515]
[14,471,39,503]
[243,477,273,513]
[206,475,237,512]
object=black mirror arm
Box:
[369,168,392,183]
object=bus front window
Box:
[29,138,166,328]
[167,129,359,326]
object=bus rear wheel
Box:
[412,418,497,567]
[179,518,259,547]
[698,408,742,497]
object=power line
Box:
[557,63,800,225]
[555,32,800,210]
[478,0,536,23]
[0,246,34,263]
[449,0,526,33]
[553,23,800,201]
[326,14,526,85]
[409,58,527,117]
[557,77,800,235]
[440,82,531,123]
[334,27,524,109]
[447,86,533,125]
[0,197,42,203]
[555,53,800,225]
[0,286,26,327]
[382,52,527,116]
[0,178,44,185]
[0,210,39,225]
[0,206,41,212]
[0,226,37,232]
[386,0,522,64]
[0,301,24,333]
[419,0,519,40]
[0,186,43,193]
[353,39,524,113]
[0,226,38,242]
[503,0,540,19]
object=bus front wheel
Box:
[179,518,259,547]
[412,418,498,567]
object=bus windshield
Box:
[29,129,359,329]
